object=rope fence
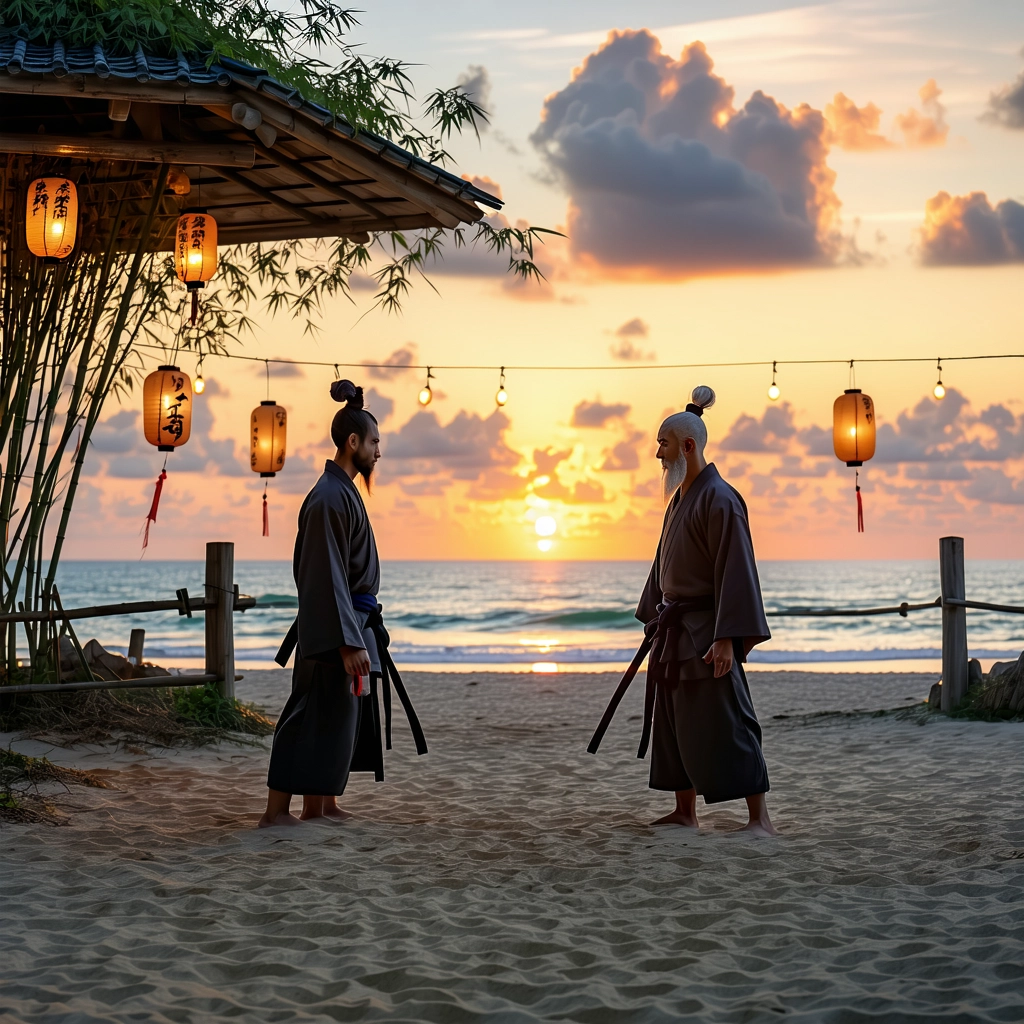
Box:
[767,597,1024,618]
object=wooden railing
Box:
[0,542,256,698]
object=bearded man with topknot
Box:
[590,386,777,836]
[259,381,426,828]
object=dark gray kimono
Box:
[639,463,771,803]
[267,460,385,796]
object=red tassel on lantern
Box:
[262,484,269,537]
[142,468,167,552]
[856,471,864,533]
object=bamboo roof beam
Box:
[235,94,477,229]
[208,165,323,225]
[0,132,255,167]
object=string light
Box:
[418,367,434,406]
[933,358,946,400]
[193,356,205,395]
[767,360,780,401]
[495,366,508,407]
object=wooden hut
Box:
[0,37,502,249]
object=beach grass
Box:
[0,683,274,749]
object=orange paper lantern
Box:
[174,211,218,289]
[833,389,875,467]
[251,401,287,477]
[143,366,192,452]
[26,177,78,260]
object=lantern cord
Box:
[190,290,199,327]
[262,481,270,538]
[142,457,168,555]
[131,342,1024,375]
[856,470,864,534]
[849,359,856,389]
[265,360,271,401]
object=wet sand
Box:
[1,669,1023,1022]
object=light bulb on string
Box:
[767,360,780,401]
[193,356,205,394]
[418,367,434,406]
[933,358,945,400]
[495,366,508,407]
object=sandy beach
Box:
[2,669,1023,1022]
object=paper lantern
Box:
[833,389,875,467]
[26,177,78,260]
[250,401,287,477]
[143,366,192,451]
[174,211,218,289]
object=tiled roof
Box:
[0,34,503,211]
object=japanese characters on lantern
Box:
[25,177,78,260]
[174,212,218,288]
[250,401,287,476]
[832,389,876,466]
[143,366,192,452]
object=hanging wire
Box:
[131,343,1024,375]
[848,359,857,390]
[265,359,270,401]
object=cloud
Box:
[572,398,631,428]
[615,317,648,337]
[533,447,572,476]
[894,80,948,149]
[383,408,519,480]
[608,318,656,361]
[349,272,377,291]
[87,398,247,478]
[531,30,840,275]
[263,360,305,380]
[719,402,798,452]
[90,410,140,454]
[600,428,646,471]
[918,192,1024,265]
[609,338,656,361]
[364,388,394,424]
[983,54,1024,130]
[825,93,892,151]
[457,65,492,130]
[964,468,1024,505]
[364,345,418,380]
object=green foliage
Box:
[172,683,275,735]
[0,0,483,156]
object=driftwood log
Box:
[974,652,1024,715]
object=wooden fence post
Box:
[205,542,235,701]
[940,536,968,712]
[127,628,145,665]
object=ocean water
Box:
[39,560,1024,673]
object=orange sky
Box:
[64,6,1024,562]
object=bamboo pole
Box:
[940,536,969,712]
[0,133,256,167]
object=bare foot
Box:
[322,805,353,821]
[651,810,699,828]
[740,819,779,837]
[257,811,302,828]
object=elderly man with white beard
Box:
[589,386,777,836]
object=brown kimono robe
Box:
[639,463,771,803]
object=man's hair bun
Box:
[690,385,716,411]
[330,379,364,409]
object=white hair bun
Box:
[691,385,716,410]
